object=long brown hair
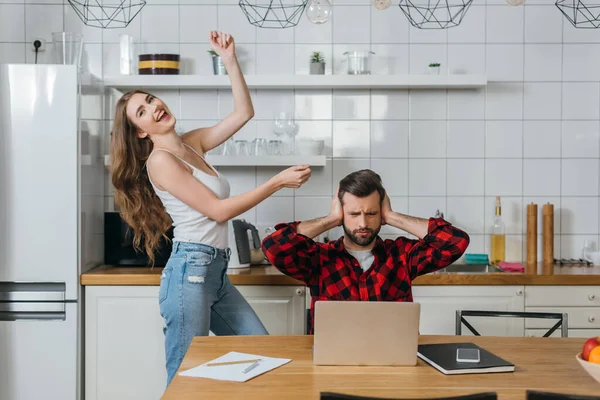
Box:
[110,89,172,266]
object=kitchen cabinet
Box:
[412,286,526,337]
[524,286,600,338]
[85,285,306,400]
[306,286,527,337]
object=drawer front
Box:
[526,286,599,307]
[525,307,600,329]
[526,328,600,338]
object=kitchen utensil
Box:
[223,138,236,156]
[235,140,250,156]
[273,112,291,138]
[576,353,600,385]
[252,138,268,156]
[250,248,265,265]
[231,219,262,268]
[119,34,135,75]
[284,118,299,155]
[138,53,180,75]
[542,203,554,275]
[526,203,538,275]
[343,51,375,75]
[268,140,284,155]
[52,32,83,67]
[586,251,600,265]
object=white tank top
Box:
[146,144,231,249]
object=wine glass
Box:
[284,118,299,155]
[273,111,291,140]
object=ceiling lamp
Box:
[67,0,146,28]
[556,0,600,28]
[372,0,392,10]
[239,0,309,29]
[398,0,473,29]
[506,0,525,5]
[306,0,332,24]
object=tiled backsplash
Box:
[3,1,600,261]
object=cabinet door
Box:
[413,286,525,337]
[236,286,306,335]
[85,286,166,400]
[526,328,600,338]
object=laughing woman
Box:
[109,31,311,386]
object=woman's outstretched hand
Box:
[209,31,235,61]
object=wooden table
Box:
[162,335,599,400]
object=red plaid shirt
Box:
[261,218,470,334]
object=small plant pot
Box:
[310,62,325,75]
[429,66,440,75]
[212,56,227,75]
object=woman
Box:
[109,31,311,385]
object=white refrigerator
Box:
[0,64,101,400]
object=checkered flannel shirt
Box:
[261,218,470,334]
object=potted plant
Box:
[208,50,227,75]
[310,51,325,75]
[428,62,441,75]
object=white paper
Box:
[178,351,291,382]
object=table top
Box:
[162,335,600,400]
[82,264,600,286]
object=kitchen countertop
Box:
[80,264,600,286]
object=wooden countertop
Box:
[162,335,600,400]
[81,264,600,286]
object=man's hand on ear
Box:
[330,186,343,227]
[381,192,392,225]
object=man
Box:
[261,169,470,334]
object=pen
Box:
[242,360,260,374]
[206,359,261,367]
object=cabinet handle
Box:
[295,288,304,296]
[589,294,596,301]
[516,289,523,296]
[589,316,596,323]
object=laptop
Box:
[313,301,421,366]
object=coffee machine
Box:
[229,219,263,268]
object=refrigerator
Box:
[0,64,100,400]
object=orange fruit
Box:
[588,346,600,364]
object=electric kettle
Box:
[229,219,264,268]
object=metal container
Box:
[310,62,325,75]
[212,55,227,75]
[343,51,375,75]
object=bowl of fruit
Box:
[576,336,600,385]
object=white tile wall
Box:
[4,1,600,261]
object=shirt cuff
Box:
[427,217,451,235]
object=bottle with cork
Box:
[490,196,505,265]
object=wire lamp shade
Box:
[67,0,146,28]
[398,0,474,29]
[556,0,600,28]
[239,0,309,28]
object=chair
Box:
[320,392,498,400]
[455,310,568,338]
[526,390,600,400]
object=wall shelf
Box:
[103,155,325,169]
[102,74,487,90]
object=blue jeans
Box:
[158,241,269,386]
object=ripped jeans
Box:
[158,241,268,386]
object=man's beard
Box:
[343,224,381,247]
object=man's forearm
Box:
[296,215,340,239]
[385,212,429,239]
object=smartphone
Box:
[456,348,480,363]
